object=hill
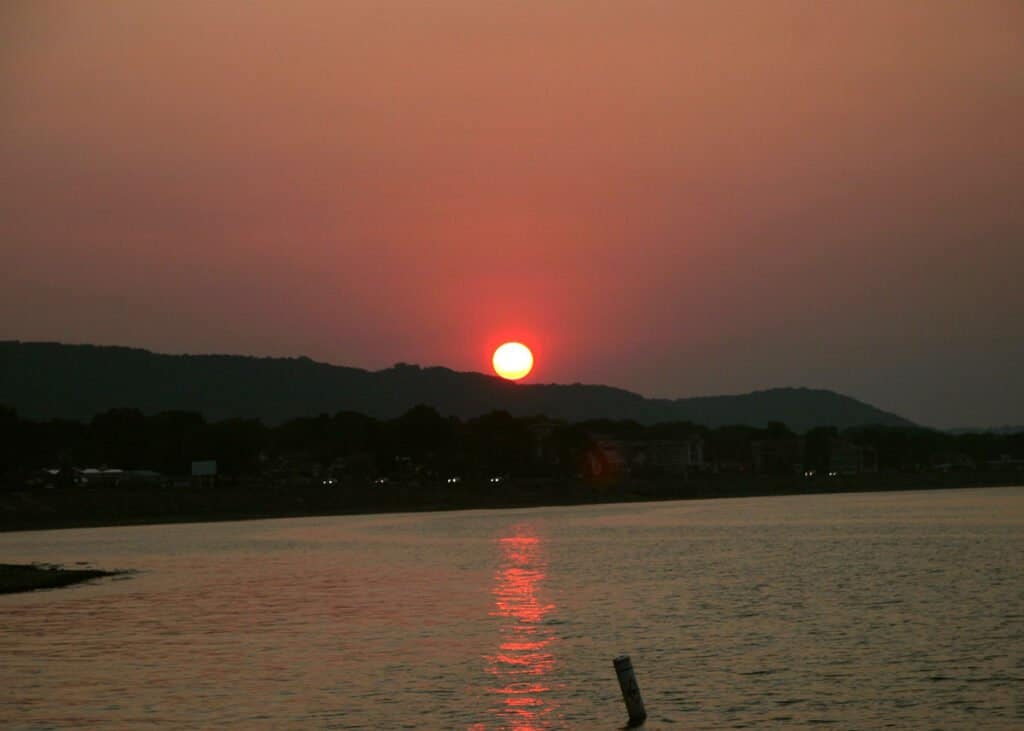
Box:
[0,341,915,431]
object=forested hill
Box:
[0,341,915,431]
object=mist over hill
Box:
[0,341,914,431]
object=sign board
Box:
[191,460,217,477]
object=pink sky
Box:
[2,1,1022,427]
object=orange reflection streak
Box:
[484,527,559,730]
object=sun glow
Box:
[492,342,534,381]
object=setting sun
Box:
[492,342,534,381]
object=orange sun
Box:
[492,342,534,381]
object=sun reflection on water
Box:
[477,525,559,730]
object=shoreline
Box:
[0,563,119,595]
[1,471,1020,534]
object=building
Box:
[587,435,705,478]
[632,438,705,475]
[751,438,806,474]
[829,439,878,474]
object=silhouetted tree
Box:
[804,427,838,473]
[90,408,148,468]
[465,410,533,476]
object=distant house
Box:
[588,437,630,478]
[713,457,751,473]
[587,435,705,478]
[81,468,124,485]
[751,438,806,474]
[39,466,164,488]
[631,438,705,475]
[527,419,561,464]
[120,470,165,486]
[191,460,218,487]
[262,456,316,487]
[38,467,83,488]
[829,439,878,474]
[929,452,976,472]
[710,441,752,473]
[988,454,1024,470]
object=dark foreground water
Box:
[2,487,1022,729]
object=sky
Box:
[2,1,1022,429]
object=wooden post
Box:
[613,654,647,726]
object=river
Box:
[2,487,1022,728]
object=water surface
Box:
[2,487,1022,728]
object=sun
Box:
[492,342,534,381]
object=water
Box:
[2,487,1022,729]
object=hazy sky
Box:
[2,1,1022,428]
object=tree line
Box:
[1,404,1022,485]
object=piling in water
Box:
[613,654,647,726]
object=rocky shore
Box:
[0,563,118,595]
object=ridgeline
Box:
[1,341,913,430]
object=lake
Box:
[2,487,1022,729]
